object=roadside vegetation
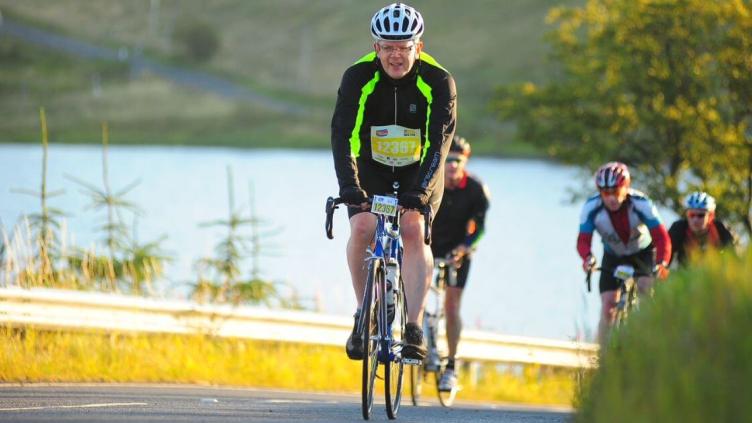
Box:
[1,112,295,307]
[495,0,752,235]
[0,327,575,406]
[576,248,752,421]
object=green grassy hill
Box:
[0,0,582,155]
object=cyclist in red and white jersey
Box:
[577,162,671,342]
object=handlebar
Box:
[324,196,433,245]
[585,266,601,293]
[325,196,345,239]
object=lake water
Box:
[0,144,644,342]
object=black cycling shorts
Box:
[347,160,444,219]
[599,246,655,293]
[453,257,471,289]
[433,256,471,290]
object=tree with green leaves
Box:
[494,0,752,235]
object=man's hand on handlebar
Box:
[339,185,369,209]
[398,189,429,210]
[655,262,670,280]
[449,245,469,267]
[583,254,597,273]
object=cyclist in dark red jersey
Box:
[430,135,490,391]
[668,191,737,267]
[577,162,671,343]
[331,3,457,362]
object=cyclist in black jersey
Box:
[668,192,737,267]
[430,135,490,391]
[331,3,458,362]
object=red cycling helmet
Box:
[595,161,630,189]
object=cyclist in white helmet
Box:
[577,161,672,343]
[668,191,737,267]
[331,3,457,361]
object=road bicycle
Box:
[325,182,432,420]
[409,256,459,407]
[586,264,639,328]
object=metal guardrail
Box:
[0,287,598,368]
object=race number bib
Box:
[370,125,422,167]
[371,195,398,217]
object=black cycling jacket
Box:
[431,173,490,257]
[331,51,457,198]
[668,218,736,266]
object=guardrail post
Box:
[465,360,481,388]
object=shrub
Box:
[172,17,220,63]
[577,248,752,422]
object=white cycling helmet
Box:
[370,3,424,41]
[684,191,716,212]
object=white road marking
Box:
[0,402,147,411]
[264,399,340,405]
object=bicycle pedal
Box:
[402,358,422,366]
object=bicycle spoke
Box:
[385,274,405,419]
[361,262,380,420]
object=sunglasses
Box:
[445,157,465,164]
[687,211,707,219]
[599,187,620,196]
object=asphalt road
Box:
[0,384,572,423]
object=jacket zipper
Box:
[392,86,397,173]
[393,86,398,124]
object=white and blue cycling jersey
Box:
[578,189,663,257]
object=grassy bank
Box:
[1,327,574,406]
[0,0,584,156]
[576,248,752,422]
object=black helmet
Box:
[449,135,471,157]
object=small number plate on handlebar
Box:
[613,264,635,280]
[371,195,398,217]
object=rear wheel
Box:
[409,364,423,406]
[436,364,458,407]
[361,261,380,420]
[385,275,406,419]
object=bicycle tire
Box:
[613,283,632,329]
[385,274,406,419]
[361,261,380,420]
[436,367,458,407]
[435,317,457,407]
[409,362,423,406]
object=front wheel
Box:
[385,275,406,419]
[436,365,458,407]
[361,261,381,420]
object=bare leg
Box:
[598,290,618,345]
[400,211,432,324]
[444,286,463,359]
[636,275,654,295]
[347,213,377,309]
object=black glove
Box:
[399,190,429,210]
[340,185,368,205]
